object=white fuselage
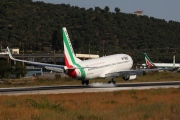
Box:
[74,54,133,80]
[142,63,180,68]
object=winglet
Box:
[6,47,65,68]
[7,47,14,60]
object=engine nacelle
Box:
[122,75,137,81]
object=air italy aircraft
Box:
[143,53,180,70]
[7,27,167,85]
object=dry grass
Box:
[135,71,180,82]
[0,71,180,119]
[0,88,180,120]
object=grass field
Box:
[0,71,180,120]
[0,88,180,120]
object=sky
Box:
[33,0,180,22]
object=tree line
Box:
[0,60,26,79]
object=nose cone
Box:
[129,55,133,67]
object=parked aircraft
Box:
[7,27,168,85]
[143,53,180,69]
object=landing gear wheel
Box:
[85,80,89,85]
[108,78,116,84]
[112,81,116,84]
[82,80,89,85]
[82,81,85,85]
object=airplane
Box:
[7,27,168,85]
[143,52,180,70]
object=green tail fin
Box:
[143,53,155,68]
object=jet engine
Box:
[122,75,137,81]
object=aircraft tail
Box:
[143,53,156,68]
[62,27,82,67]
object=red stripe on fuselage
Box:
[64,55,77,78]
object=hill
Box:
[1,0,180,63]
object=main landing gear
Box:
[82,80,89,85]
[108,78,116,84]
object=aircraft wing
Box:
[7,47,65,69]
[105,69,143,78]
[45,66,64,73]
[105,68,170,78]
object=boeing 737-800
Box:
[7,27,166,85]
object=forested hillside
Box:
[1,0,180,63]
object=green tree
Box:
[104,6,110,13]
[14,62,27,78]
[0,60,13,78]
[114,7,120,13]
[51,29,62,52]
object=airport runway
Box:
[0,81,180,95]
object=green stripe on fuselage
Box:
[63,29,86,80]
